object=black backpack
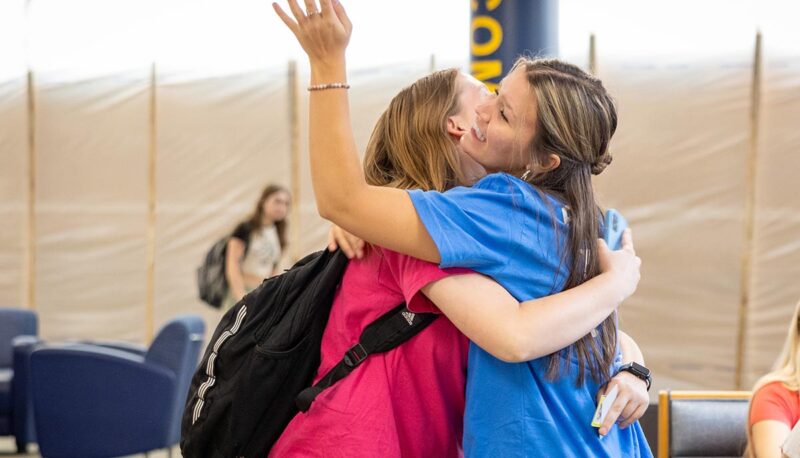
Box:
[181,248,438,458]
[197,224,251,309]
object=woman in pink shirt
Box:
[269,66,646,457]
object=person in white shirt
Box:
[224,184,290,309]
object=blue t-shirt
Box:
[408,173,653,458]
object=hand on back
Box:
[597,228,641,302]
[327,225,365,259]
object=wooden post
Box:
[288,60,301,262]
[25,69,36,311]
[735,31,762,390]
[24,0,36,311]
[145,62,158,342]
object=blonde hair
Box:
[363,68,465,192]
[514,57,618,384]
[744,299,800,457]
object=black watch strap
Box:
[617,362,652,391]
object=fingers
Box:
[620,403,648,429]
[600,372,649,434]
[348,235,365,259]
[304,0,318,14]
[597,238,610,254]
[330,0,352,32]
[272,2,300,34]
[337,231,356,259]
[287,0,306,21]
[621,228,634,254]
[329,226,364,259]
[599,390,630,436]
[327,227,338,252]
[596,374,648,435]
[619,397,638,424]
[320,0,334,16]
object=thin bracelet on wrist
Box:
[308,82,350,91]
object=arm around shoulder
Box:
[421,271,624,363]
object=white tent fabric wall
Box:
[743,47,800,388]
[0,77,27,308]
[34,72,151,342]
[595,50,753,391]
[153,69,292,338]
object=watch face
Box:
[631,362,650,377]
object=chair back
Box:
[658,390,751,458]
[145,315,205,443]
[0,308,37,368]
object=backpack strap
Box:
[295,303,438,412]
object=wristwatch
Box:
[617,362,652,391]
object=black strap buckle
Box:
[343,343,368,368]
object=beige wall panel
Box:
[154,70,291,336]
[742,51,800,387]
[34,73,150,341]
[0,78,27,307]
[595,57,752,391]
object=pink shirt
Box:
[270,247,470,457]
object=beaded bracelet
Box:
[307,82,351,91]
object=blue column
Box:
[470,0,559,90]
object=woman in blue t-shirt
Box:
[275,1,653,456]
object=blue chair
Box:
[0,307,38,453]
[30,315,205,458]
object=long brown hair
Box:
[364,69,465,192]
[516,58,619,384]
[245,184,289,250]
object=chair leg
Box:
[15,438,27,454]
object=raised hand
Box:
[273,0,352,66]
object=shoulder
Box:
[473,172,525,189]
[467,173,528,197]
[471,174,566,225]
[231,222,251,241]
[426,173,532,208]
[754,381,796,405]
[751,381,800,426]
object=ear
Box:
[541,153,561,172]
[446,116,467,139]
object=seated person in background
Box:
[748,299,800,458]
[224,184,291,309]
